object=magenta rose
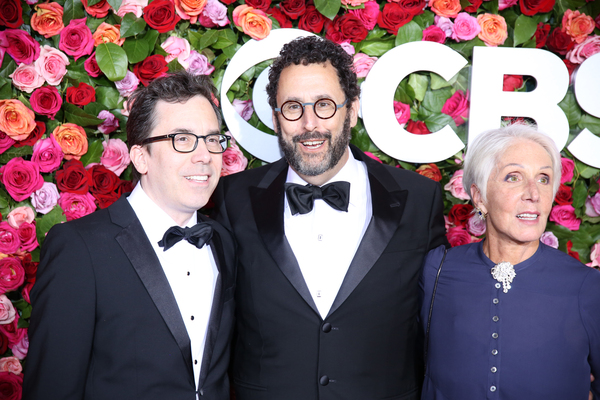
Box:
[560,157,574,183]
[0,315,25,348]
[0,157,44,202]
[100,138,130,176]
[441,90,469,126]
[114,70,140,97]
[0,295,16,325]
[18,222,38,252]
[11,333,28,359]
[394,101,411,125]
[349,0,380,30]
[97,110,119,135]
[549,204,581,230]
[540,231,559,248]
[84,52,102,78]
[0,132,15,154]
[423,25,446,43]
[0,29,40,65]
[185,51,215,76]
[0,356,21,375]
[353,53,377,78]
[32,136,63,173]
[0,370,22,400]
[0,224,20,256]
[445,169,471,200]
[30,86,63,119]
[0,257,24,294]
[446,226,472,247]
[9,63,44,93]
[221,140,248,177]
[59,17,93,61]
[30,182,60,214]
[34,45,69,86]
[58,192,97,221]
[451,12,481,41]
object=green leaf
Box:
[80,139,104,166]
[448,37,484,59]
[86,16,106,32]
[64,103,105,126]
[83,102,107,117]
[95,86,121,109]
[576,160,600,179]
[482,0,499,14]
[212,53,228,71]
[558,90,582,127]
[122,38,149,64]
[105,0,122,13]
[120,13,147,38]
[365,27,388,40]
[141,29,159,58]
[430,72,452,90]
[422,87,453,113]
[315,0,341,20]
[359,40,394,57]
[412,11,435,29]
[212,29,238,50]
[222,43,242,59]
[62,0,84,26]
[408,73,428,102]
[395,21,423,46]
[554,0,586,17]
[0,147,33,165]
[423,113,455,133]
[87,0,102,6]
[513,14,538,47]
[36,206,67,248]
[0,59,17,79]
[0,78,14,100]
[96,42,128,81]
[199,30,220,50]
[572,179,587,210]
[167,58,184,73]
[578,114,600,135]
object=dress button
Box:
[319,376,329,386]
[491,367,497,373]
[322,323,332,333]
[493,298,499,304]
[495,283,501,289]
[492,349,498,355]
[490,386,497,392]
[492,315,499,322]
[492,332,498,339]
[199,389,204,396]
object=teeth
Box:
[517,213,537,220]
[302,140,324,147]
[185,175,208,181]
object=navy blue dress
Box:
[420,242,600,400]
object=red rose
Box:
[554,184,573,205]
[519,0,554,16]
[94,191,120,209]
[143,0,181,33]
[220,0,237,3]
[13,121,45,148]
[267,6,292,28]
[415,164,442,182]
[338,13,368,43]
[56,159,91,194]
[406,120,431,135]
[81,0,111,18]
[298,5,326,33]
[88,164,119,195]
[0,371,22,400]
[134,55,169,86]
[422,25,446,43]
[0,0,23,28]
[20,253,37,282]
[324,19,346,44]
[547,27,575,55]
[30,86,63,119]
[116,179,134,196]
[448,204,474,227]
[0,158,44,202]
[396,0,427,17]
[18,222,38,252]
[503,75,523,92]
[534,22,550,48]
[246,0,271,11]
[279,0,305,19]
[566,240,580,261]
[84,52,102,78]
[463,0,482,13]
[563,59,577,82]
[0,332,7,355]
[0,257,24,294]
[66,82,96,107]
[378,3,413,35]
[446,226,472,247]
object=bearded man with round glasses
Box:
[24,71,236,400]
[214,36,448,400]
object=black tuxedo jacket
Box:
[23,196,235,400]
[214,145,447,400]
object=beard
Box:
[276,113,352,177]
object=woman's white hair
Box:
[462,123,562,203]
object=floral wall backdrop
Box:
[0,0,599,396]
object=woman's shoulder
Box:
[423,242,479,273]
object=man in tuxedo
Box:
[214,36,447,400]
[23,72,235,400]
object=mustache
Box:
[292,131,332,143]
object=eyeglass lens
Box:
[281,99,338,120]
[173,133,228,153]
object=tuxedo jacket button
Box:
[322,323,332,333]
[319,375,329,386]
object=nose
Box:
[522,178,540,202]
[191,138,212,164]
[300,104,319,132]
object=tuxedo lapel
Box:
[328,147,408,317]
[250,159,319,315]
[110,197,194,379]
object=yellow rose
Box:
[31,2,65,38]
[52,123,89,160]
[428,0,461,18]
[477,13,508,47]
[0,99,36,141]
[232,5,272,41]
[92,22,125,46]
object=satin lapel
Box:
[250,160,319,315]
[110,198,194,379]
[328,147,408,317]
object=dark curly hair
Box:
[126,71,221,183]
[266,36,360,111]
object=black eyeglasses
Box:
[141,133,231,154]
[275,98,348,121]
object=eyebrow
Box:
[284,95,334,103]
[169,128,221,136]
[501,163,552,170]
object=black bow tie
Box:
[158,223,213,251]
[285,181,351,215]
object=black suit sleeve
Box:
[427,182,449,250]
[23,223,96,400]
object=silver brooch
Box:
[491,262,516,293]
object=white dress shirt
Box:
[128,183,218,390]
[284,150,372,318]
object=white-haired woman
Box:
[420,124,600,399]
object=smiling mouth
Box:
[301,140,325,149]
[185,175,209,182]
[517,213,538,220]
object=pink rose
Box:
[353,53,377,78]
[498,0,517,10]
[116,0,147,17]
[0,315,26,348]
[30,182,60,214]
[198,0,229,27]
[349,0,380,30]
[114,70,140,97]
[59,17,94,61]
[100,138,130,176]
[451,13,481,41]
[435,16,453,37]
[59,192,97,221]
[6,207,34,229]
[161,36,191,67]
[445,169,471,200]
[342,0,368,5]
[540,231,559,249]
[566,35,600,64]
[30,86,63,119]
[394,101,411,125]
[340,41,355,55]
[185,51,215,76]
[423,25,446,43]
[84,52,102,78]
[549,204,581,231]
[560,157,574,183]
[97,110,119,135]
[0,157,44,202]
[585,192,600,217]
[587,242,600,268]
[9,63,44,93]
[446,226,472,247]
[0,132,15,154]
[0,357,22,375]
[441,90,469,126]
[0,296,16,325]
[32,136,63,173]
[0,257,24,293]
[0,29,40,65]
[220,139,248,177]
[34,45,69,86]
[466,213,486,236]
[18,222,38,252]
[562,10,595,44]
[232,99,254,121]
[11,333,28,359]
